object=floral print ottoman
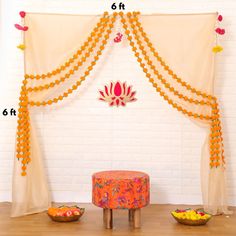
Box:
[92,170,150,228]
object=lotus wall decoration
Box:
[99,81,137,107]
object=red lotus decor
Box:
[99,81,137,107]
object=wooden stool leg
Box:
[103,209,106,224]
[133,209,141,228]
[103,209,113,229]
[128,209,134,222]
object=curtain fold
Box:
[12,12,230,217]
[12,121,51,217]
[138,14,230,214]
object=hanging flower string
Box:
[25,12,110,80]
[15,10,30,175]
[17,11,226,176]
[213,13,225,53]
[16,78,30,176]
[16,13,116,175]
[27,15,110,92]
[15,11,27,51]
[120,12,225,168]
[28,15,115,106]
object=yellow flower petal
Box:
[17,44,25,50]
[212,45,223,53]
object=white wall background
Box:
[0,0,236,206]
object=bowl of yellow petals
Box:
[48,205,85,222]
[171,208,212,226]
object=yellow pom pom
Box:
[212,45,223,53]
[17,44,25,50]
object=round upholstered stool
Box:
[92,170,150,229]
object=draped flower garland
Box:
[16,11,225,176]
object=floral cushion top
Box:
[92,170,150,209]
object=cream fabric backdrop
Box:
[12,12,229,216]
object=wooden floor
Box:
[0,203,235,236]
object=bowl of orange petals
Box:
[47,205,85,222]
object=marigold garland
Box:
[120,12,225,168]
[16,79,31,176]
[24,11,109,80]
[17,11,225,176]
[17,14,116,175]
[130,12,217,102]
[127,15,213,107]
[27,15,110,92]
[28,15,115,106]
[120,14,211,120]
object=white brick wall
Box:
[0,0,236,206]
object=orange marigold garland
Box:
[130,12,217,102]
[209,103,225,167]
[120,12,225,168]
[120,13,211,120]
[24,11,109,80]
[16,79,31,176]
[17,12,226,176]
[127,14,212,108]
[27,14,110,92]
[17,14,117,176]
[127,13,225,167]
[28,14,116,107]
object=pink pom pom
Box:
[220,29,225,35]
[218,15,223,21]
[19,11,26,18]
[14,24,28,31]
[215,28,221,34]
[215,27,225,35]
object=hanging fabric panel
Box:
[12,12,230,217]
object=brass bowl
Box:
[171,212,212,226]
[48,208,85,222]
